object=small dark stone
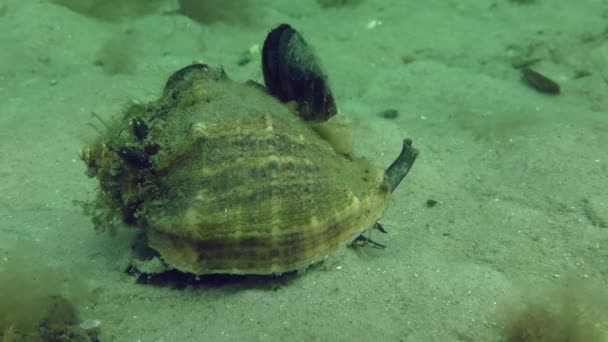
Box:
[573,70,592,79]
[377,109,399,119]
[521,67,560,94]
[426,199,438,208]
[401,55,416,64]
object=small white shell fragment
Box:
[249,43,261,55]
[79,319,101,330]
[366,20,382,29]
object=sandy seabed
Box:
[1,1,607,341]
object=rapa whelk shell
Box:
[80,24,417,276]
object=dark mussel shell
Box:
[131,116,148,141]
[118,146,152,169]
[262,24,337,122]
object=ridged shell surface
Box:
[83,66,391,275]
